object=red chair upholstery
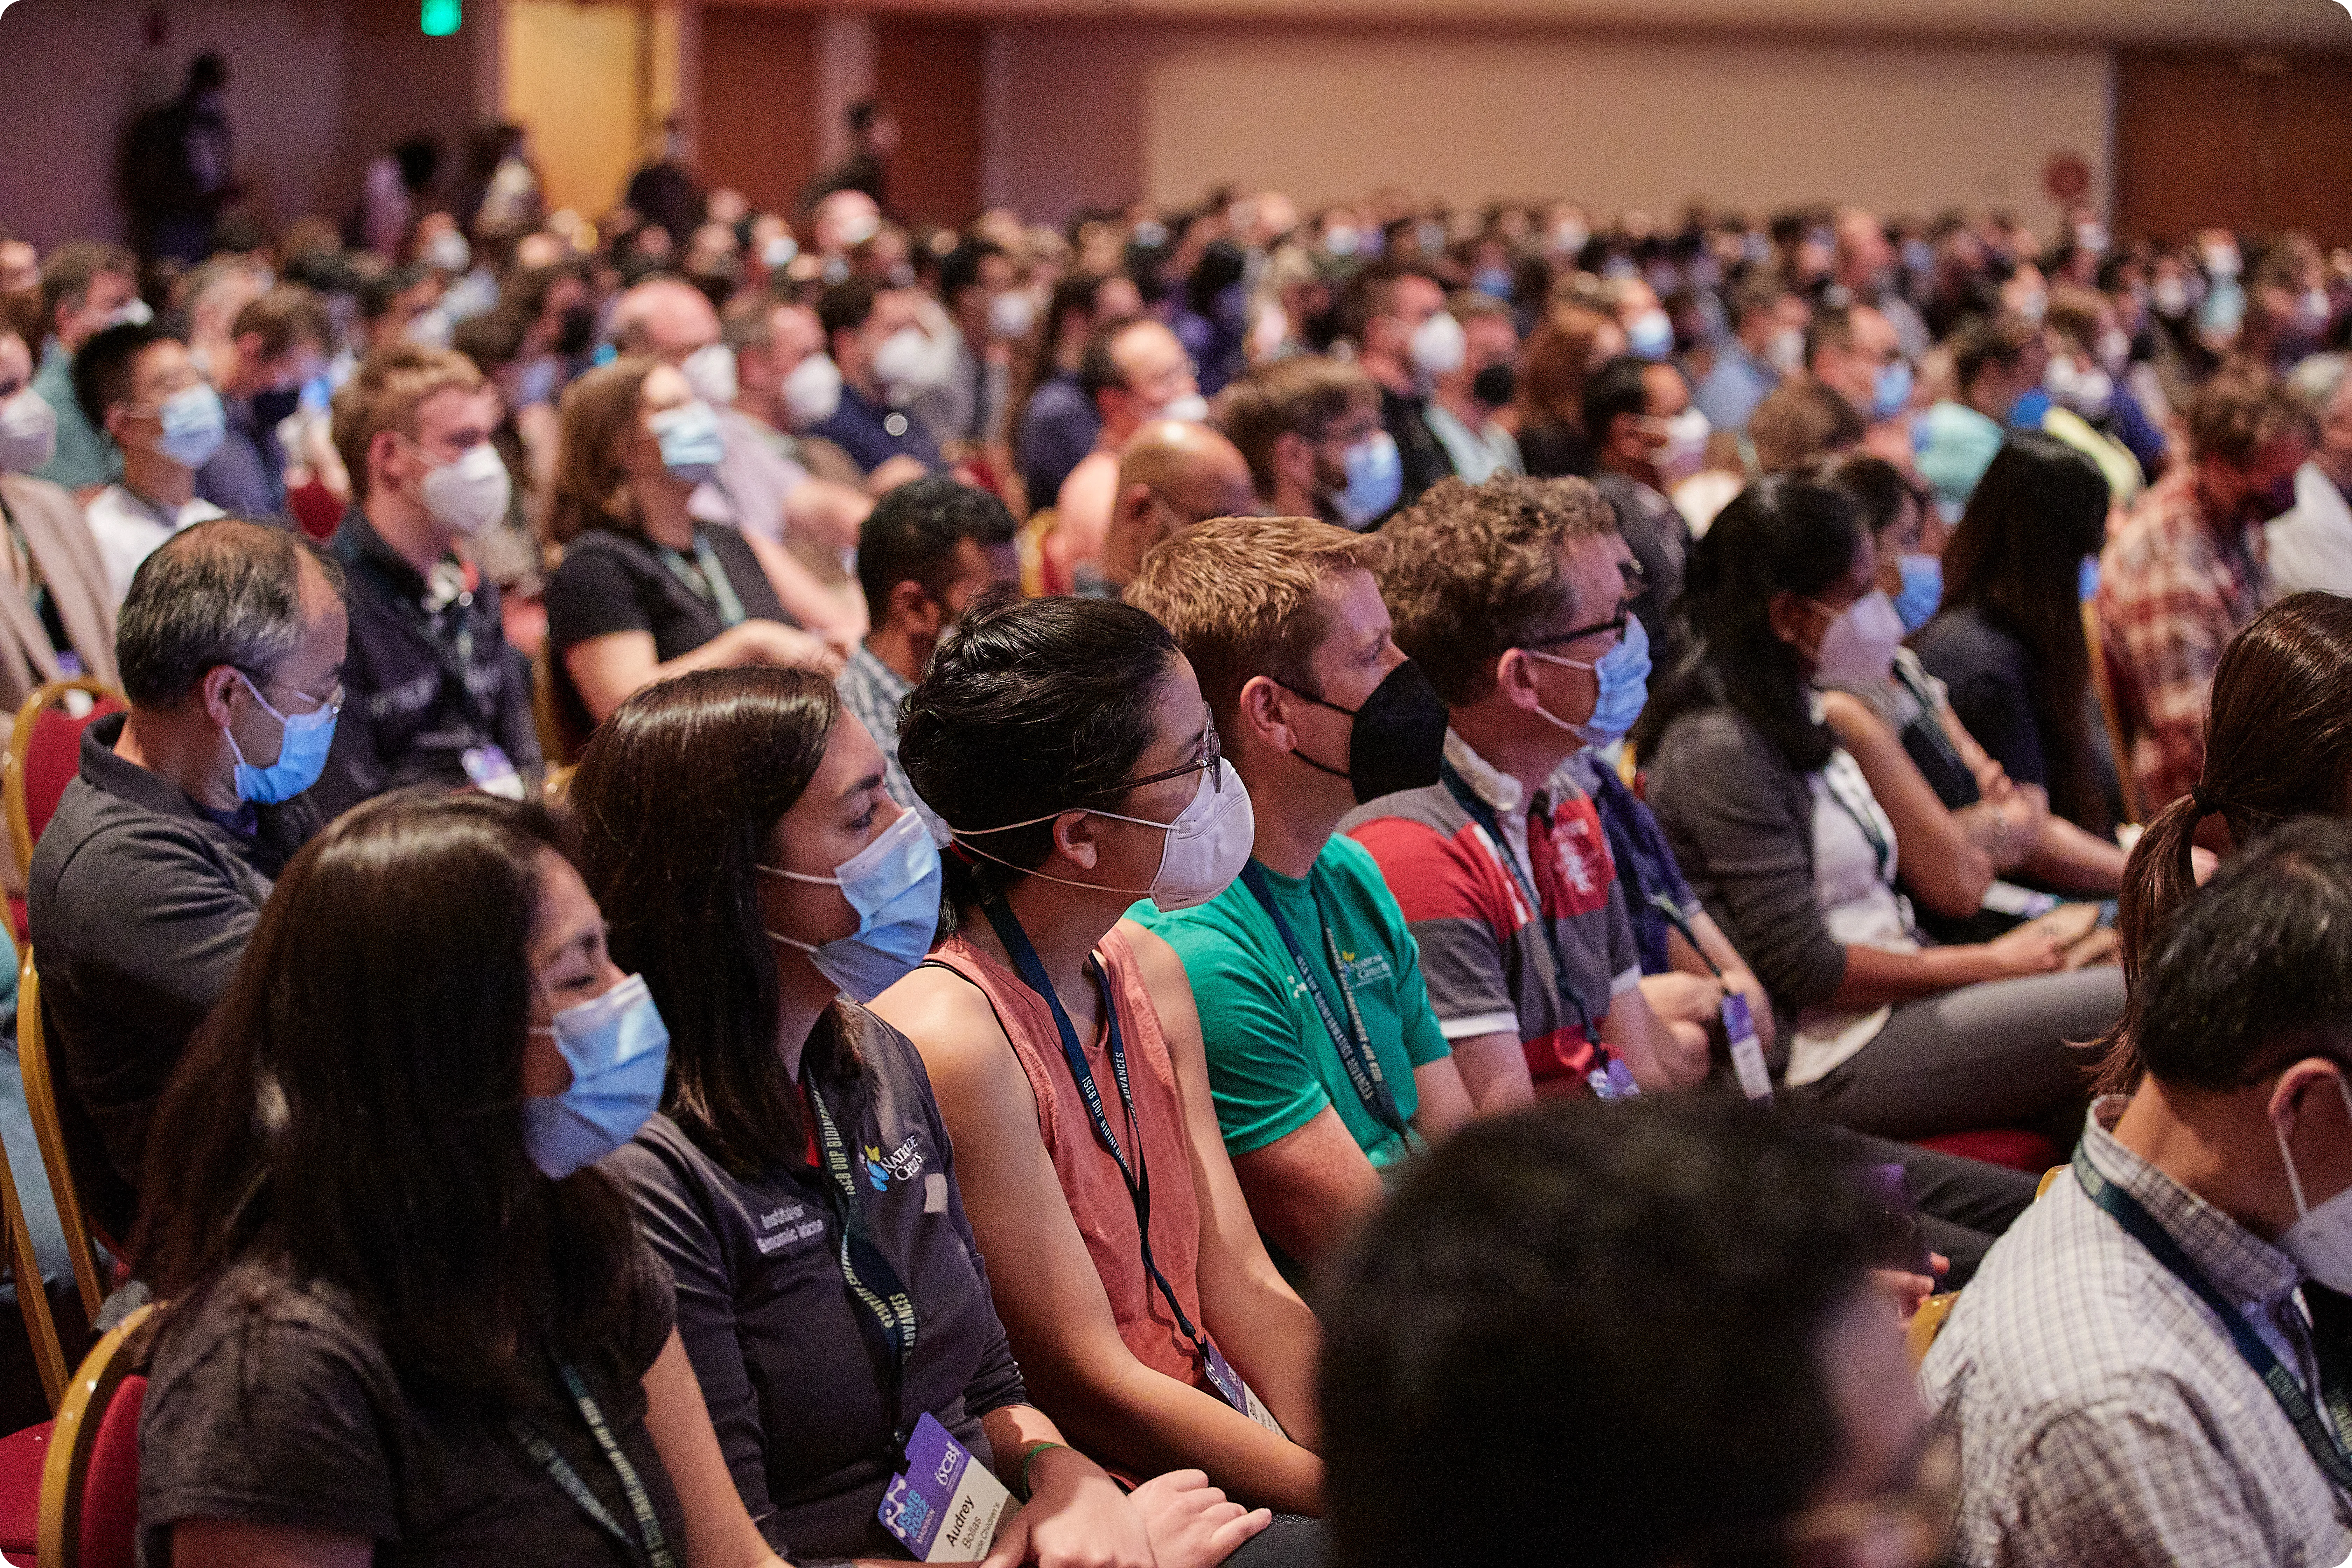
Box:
[37,1304,150,1568]
[5,681,127,899]
[1915,1128,2061,1174]
[71,1374,141,1568]
[0,1421,51,1556]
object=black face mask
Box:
[1279,659,1449,805]
[555,303,597,358]
[1471,362,1517,409]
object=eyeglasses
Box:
[239,670,344,719]
[1088,714,1223,797]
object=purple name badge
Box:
[1589,1054,1640,1100]
[1203,1340,1287,1435]
[1722,993,1773,1102]
[877,1413,1011,1562]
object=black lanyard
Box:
[2076,1149,2352,1490]
[511,1362,679,1568]
[656,534,748,628]
[1234,862,1417,1144]
[976,892,1230,1384]
[1438,763,1598,1043]
[1890,659,1968,780]
[807,1076,920,1455]
[339,539,496,735]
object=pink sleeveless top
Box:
[929,927,1212,1393]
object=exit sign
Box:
[421,0,460,35]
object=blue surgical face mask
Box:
[157,384,228,470]
[1521,614,1652,749]
[1871,360,1914,421]
[650,400,725,485]
[1472,266,1514,302]
[2079,554,2102,604]
[1626,308,1675,361]
[1893,553,1942,632]
[225,669,337,804]
[521,973,671,1180]
[763,808,943,1003]
[1334,431,1402,529]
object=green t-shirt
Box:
[1132,835,1452,1168]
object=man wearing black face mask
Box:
[1126,514,1475,1275]
[1422,294,1524,484]
[2097,370,2315,813]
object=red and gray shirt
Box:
[1343,733,1642,1090]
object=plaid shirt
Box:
[835,643,941,841]
[2096,466,2269,814]
[1922,1099,2352,1566]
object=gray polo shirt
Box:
[28,711,318,1242]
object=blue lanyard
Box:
[1235,862,1417,1144]
[2075,1149,2352,1489]
[806,1077,921,1455]
[1438,763,1598,1043]
[975,892,1228,1384]
[511,1363,679,1568]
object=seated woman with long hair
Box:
[1636,478,2126,1147]
[575,667,1269,1568]
[1915,433,2128,838]
[871,594,1326,1554]
[544,356,839,733]
[1813,453,2126,945]
[2094,591,2352,1094]
[135,792,785,1568]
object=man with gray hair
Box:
[2268,359,2352,596]
[29,517,346,1243]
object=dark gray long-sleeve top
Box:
[1644,704,1850,1030]
[606,1005,1027,1563]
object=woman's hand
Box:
[983,1447,1159,1568]
[1976,922,2064,980]
[713,618,845,678]
[1128,1469,1273,1568]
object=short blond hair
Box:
[332,345,485,502]
[1125,513,1380,734]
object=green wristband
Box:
[1020,1441,1068,1501]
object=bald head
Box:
[611,277,721,365]
[1105,420,1258,590]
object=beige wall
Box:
[0,0,492,251]
[984,23,2113,230]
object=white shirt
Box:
[84,485,225,607]
[1786,744,1917,1086]
[1422,402,1524,485]
[2268,461,2352,599]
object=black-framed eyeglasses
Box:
[1526,610,1628,651]
[1088,715,1223,797]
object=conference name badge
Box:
[1723,993,1773,1102]
[878,1413,1012,1562]
[1204,1340,1287,1436]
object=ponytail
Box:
[2090,787,2216,1096]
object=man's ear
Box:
[1237,674,1294,754]
[1115,481,1157,531]
[886,578,939,636]
[1491,648,1542,713]
[1272,429,1312,492]
[197,664,245,729]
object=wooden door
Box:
[696,4,821,220]
[2117,48,2352,247]
[873,17,985,229]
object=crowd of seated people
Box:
[6,99,2352,1567]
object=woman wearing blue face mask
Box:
[135,791,788,1568]
[578,667,1272,1568]
[1637,478,2126,1149]
[543,356,841,738]
[1813,454,2127,946]
[873,594,1327,1559]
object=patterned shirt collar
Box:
[1443,729,1590,821]
[2081,1093,2304,1310]
[845,642,911,705]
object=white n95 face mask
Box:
[950,758,1255,913]
[2274,1075,2352,1293]
[1809,590,1907,688]
[681,343,738,408]
[420,442,513,537]
[0,386,58,473]
[783,354,844,428]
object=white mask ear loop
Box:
[2270,1074,2352,1219]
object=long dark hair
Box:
[2095,593,2352,1093]
[1933,433,2110,830]
[138,792,640,1408]
[1009,271,1113,475]
[1634,476,1864,773]
[899,588,1179,918]
[572,666,855,1175]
